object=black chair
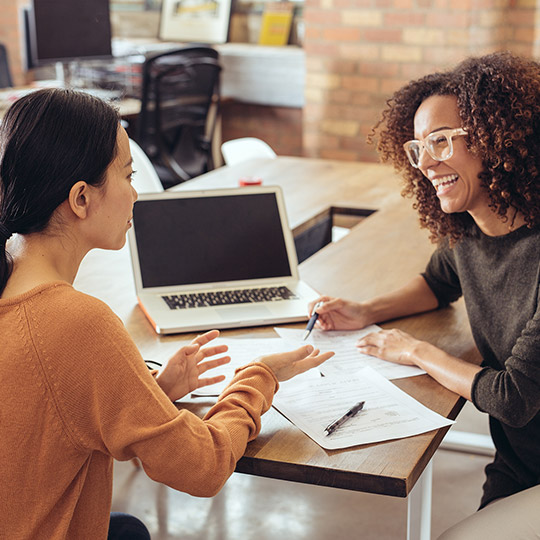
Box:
[0,43,13,88]
[136,46,221,188]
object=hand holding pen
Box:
[303,301,323,340]
[307,296,370,332]
[324,401,366,436]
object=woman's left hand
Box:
[356,328,424,366]
[156,330,230,402]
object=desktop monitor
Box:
[27,0,112,67]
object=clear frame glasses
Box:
[403,128,467,168]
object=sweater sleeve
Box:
[31,291,278,497]
[421,244,462,308]
[471,298,540,428]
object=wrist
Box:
[359,300,378,327]
[407,340,436,369]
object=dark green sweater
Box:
[422,217,540,508]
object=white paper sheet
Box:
[191,337,305,396]
[274,326,425,380]
[273,366,453,450]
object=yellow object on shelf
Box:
[258,2,293,46]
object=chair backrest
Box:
[0,44,13,88]
[221,137,277,166]
[136,46,221,187]
[129,139,164,194]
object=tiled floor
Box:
[111,401,493,539]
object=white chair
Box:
[128,139,164,194]
[220,137,277,166]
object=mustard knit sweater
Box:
[0,281,278,539]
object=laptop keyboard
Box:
[162,286,298,310]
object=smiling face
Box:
[413,95,489,220]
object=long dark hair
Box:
[0,88,120,295]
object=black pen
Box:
[324,401,366,436]
[303,302,323,340]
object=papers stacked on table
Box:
[273,366,453,450]
[179,330,451,450]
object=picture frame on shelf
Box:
[159,0,232,43]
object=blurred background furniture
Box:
[135,46,221,189]
[128,139,164,194]
[221,136,276,165]
[0,44,13,88]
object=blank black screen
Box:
[133,193,293,288]
[30,0,112,64]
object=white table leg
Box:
[407,459,433,540]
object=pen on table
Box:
[324,401,366,436]
[303,302,323,340]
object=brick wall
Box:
[3,1,538,162]
[0,0,30,86]
[303,0,540,162]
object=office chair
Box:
[129,139,164,194]
[221,137,277,166]
[136,46,221,189]
[0,43,13,88]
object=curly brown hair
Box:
[370,51,540,244]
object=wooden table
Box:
[74,157,480,540]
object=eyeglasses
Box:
[403,128,467,168]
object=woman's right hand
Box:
[308,296,371,331]
[258,345,334,382]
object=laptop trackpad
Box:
[217,305,272,321]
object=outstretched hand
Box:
[156,330,230,402]
[258,344,334,382]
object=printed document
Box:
[274,326,425,380]
[273,366,453,450]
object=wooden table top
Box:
[74,156,480,498]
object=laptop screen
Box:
[132,191,293,288]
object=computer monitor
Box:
[27,0,112,67]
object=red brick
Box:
[323,27,362,42]
[338,42,380,59]
[380,77,410,95]
[362,28,402,43]
[384,12,425,27]
[400,62,436,80]
[393,0,414,7]
[507,8,536,25]
[304,27,323,41]
[341,75,379,93]
[351,92,377,106]
[305,41,340,57]
[425,12,470,27]
[331,59,358,74]
[359,61,400,77]
[304,9,341,25]
[334,0,371,7]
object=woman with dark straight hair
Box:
[0,88,332,539]
[0,88,119,292]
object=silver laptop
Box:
[127,186,320,334]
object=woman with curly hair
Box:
[309,51,540,537]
